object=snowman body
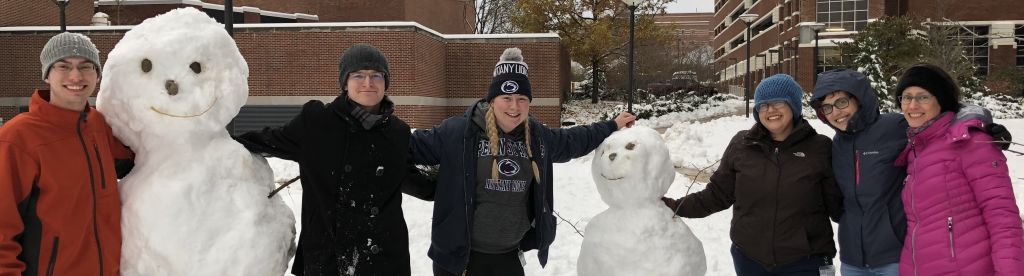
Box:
[97,8,294,276]
[578,127,706,276]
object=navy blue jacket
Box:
[409,101,617,274]
[811,70,907,268]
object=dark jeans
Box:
[731,244,829,276]
[432,250,524,276]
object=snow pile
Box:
[579,127,706,276]
[98,7,295,275]
[562,94,743,126]
[268,98,1024,276]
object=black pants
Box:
[432,250,524,276]
[731,244,829,276]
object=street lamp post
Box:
[623,0,640,114]
[739,13,758,118]
[56,0,69,32]
[807,23,826,85]
[225,0,234,36]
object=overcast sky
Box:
[664,0,714,13]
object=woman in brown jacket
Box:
[662,74,843,276]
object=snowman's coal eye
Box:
[141,59,152,73]
[190,62,202,74]
[625,142,636,150]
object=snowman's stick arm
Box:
[673,159,720,218]
[267,175,301,198]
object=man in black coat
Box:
[236,44,419,276]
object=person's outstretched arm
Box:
[663,133,741,218]
[961,130,1024,275]
[546,112,634,162]
[234,101,318,161]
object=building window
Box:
[730,36,746,50]
[730,7,748,23]
[952,25,990,77]
[1016,25,1024,69]
[817,47,846,74]
[815,0,868,31]
[752,19,774,36]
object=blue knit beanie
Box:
[753,74,803,123]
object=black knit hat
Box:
[895,63,960,113]
[486,48,532,102]
[338,44,390,93]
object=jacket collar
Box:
[29,89,91,130]
[745,118,815,149]
[895,112,975,165]
[330,94,395,130]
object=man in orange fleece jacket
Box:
[0,32,132,276]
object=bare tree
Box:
[475,0,519,34]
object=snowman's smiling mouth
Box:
[150,96,220,118]
[601,173,624,181]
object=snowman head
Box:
[591,126,675,207]
[97,7,247,149]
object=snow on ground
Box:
[268,100,1024,275]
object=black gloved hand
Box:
[986,123,1012,150]
[661,197,680,215]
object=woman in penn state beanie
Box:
[407,47,636,276]
[662,74,843,275]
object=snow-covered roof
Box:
[95,0,204,6]
[0,21,558,41]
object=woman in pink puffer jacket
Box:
[894,63,1024,276]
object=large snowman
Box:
[579,126,706,276]
[96,8,295,275]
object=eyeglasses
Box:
[348,72,385,83]
[899,94,934,105]
[51,62,97,75]
[818,97,851,115]
[757,101,788,112]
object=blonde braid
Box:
[485,107,501,180]
[523,120,541,184]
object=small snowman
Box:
[97,8,294,275]
[578,126,706,276]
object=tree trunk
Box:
[590,57,600,103]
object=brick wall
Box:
[411,35,447,98]
[203,0,474,33]
[906,0,1024,21]
[98,4,193,25]
[0,0,92,27]
[406,0,475,34]
[0,26,563,128]
[0,107,18,124]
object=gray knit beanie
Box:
[40,32,102,80]
[338,44,390,92]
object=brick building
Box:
[0,1,567,130]
[711,0,1024,92]
[0,0,474,34]
[654,12,715,57]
